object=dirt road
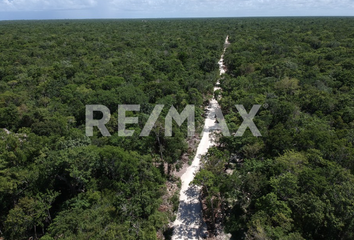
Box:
[171,36,230,240]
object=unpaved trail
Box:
[171,36,230,240]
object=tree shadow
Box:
[172,185,207,239]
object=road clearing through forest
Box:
[171,36,230,240]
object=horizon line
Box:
[1,15,354,22]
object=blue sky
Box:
[0,0,353,20]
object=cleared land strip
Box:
[171,36,230,240]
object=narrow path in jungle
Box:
[171,36,230,240]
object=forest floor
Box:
[170,36,231,240]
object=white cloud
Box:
[107,0,354,13]
[0,0,353,17]
[0,0,97,11]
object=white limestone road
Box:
[171,36,230,240]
